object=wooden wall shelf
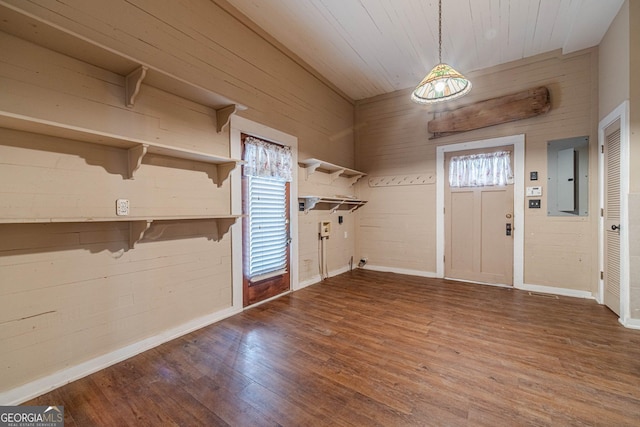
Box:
[0,111,243,186]
[0,215,242,248]
[127,216,241,247]
[0,4,247,133]
[299,158,366,186]
[298,196,367,214]
[0,7,244,250]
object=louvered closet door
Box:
[604,125,621,315]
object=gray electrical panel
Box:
[547,136,589,216]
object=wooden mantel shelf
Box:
[299,158,366,186]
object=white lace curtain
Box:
[449,151,513,187]
[243,136,292,182]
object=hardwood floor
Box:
[27,270,640,426]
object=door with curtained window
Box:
[445,146,514,286]
[241,134,292,307]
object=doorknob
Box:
[611,224,620,231]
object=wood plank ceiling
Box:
[224,0,624,101]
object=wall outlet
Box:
[116,199,129,216]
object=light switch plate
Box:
[116,199,129,216]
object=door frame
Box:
[230,115,299,310]
[436,134,525,287]
[598,101,630,324]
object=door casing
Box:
[598,101,630,324]
[231,116,299,311]
[436,134,525,287]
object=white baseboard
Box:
[364,266,595,300]
[2,267,607,405]
[297,265,353,290]
[517,283,594,299]
[1,306,242,406]
[330,265,352,277]
[4,263,358,405]
[297,274,321,289]
[362,264,438,278]
[620,317,640,330]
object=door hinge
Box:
[601,208,604,217]
[601,145,604,154]
[600,271,604,280]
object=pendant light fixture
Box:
[411,0,471,104]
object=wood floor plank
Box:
[24,270,640,426]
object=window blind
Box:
[246,176,288,279]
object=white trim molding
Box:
[517,283,594,300]
[362,264,438,279]
[621,318,640,330]
[0,306,241,405]
[298,265,354,289]
[597,101,630,324]
[229,115,299,305]
[436,134,525,287]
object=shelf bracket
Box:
[125,66,148,108]
[204,161,239,187]
[301,197,320,213]
[217,162,238,187]
[129,220,152,248]
[329,169,345,183]
[350,203,366,213]
[347,174,365,186]
[330,201,345,214]
[216,104,238,133]
[214,217,239,241]
[304,161,322,180]
[127,144,148,179]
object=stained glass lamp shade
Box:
[411,0,471,105]
[410,63,472,104]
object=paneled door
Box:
[603,122,621,315]
[242,134,291,307]
[445,146,514,286]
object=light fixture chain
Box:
[438,0,442,63]
[411,0,471,104]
